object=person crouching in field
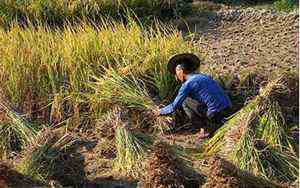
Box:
[154,53,232,139]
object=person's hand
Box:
[152,105,161,117]
[164,116,175,126]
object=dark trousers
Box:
[182,97,230,133]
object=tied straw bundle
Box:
[17,128,75,182]
[112,108,153,178]
[203,75,298,182]
[90,67,174,134]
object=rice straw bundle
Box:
[0,98,37,158]
[91,68,173,134]
[203,75,298,182]
[17,128,75,182]
[256,101,294,151]
[113,108,153,177]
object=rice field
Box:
[0,0,189,28]
[0,3,299,188]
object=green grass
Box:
[274,0,298,12]
[208,0,298,12]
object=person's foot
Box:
[194,129,210,147]
[197,128,210,140]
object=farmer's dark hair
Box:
[176,64,193,74]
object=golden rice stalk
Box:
[17,128,75,183]
[0,96,37,158]
[204,75,289,156]
[91,68,173,134]
[203,75,298,182]
[257,101,294,151]
[113,108,153,178]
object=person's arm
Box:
[160,82,192,115]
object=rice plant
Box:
[0,97,37,159]
[205,75,289,155]
[91,67,154,109]
[17,128,75,183]
[91,67,176,134]
[203,75,299,182]
[113,108,153,177]
[258,145,299,182]
[0,18,196,130]
[145,55,180,103]
[257,101,294,151]
[114,127,152,176]
[0,0,181,27]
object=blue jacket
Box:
[160,73,232,116]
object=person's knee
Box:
[182,97,195,108]
[182,98,188,109]
[182,97,203,119]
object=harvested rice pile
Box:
[204,75,299,184]
[16,128,81,185]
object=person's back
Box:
[186,73,232,117]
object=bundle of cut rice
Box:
[204,75,298,182]
[113,108,153,178]
[91,68,174,134]
[17,128,76,183]
[0,98,36,159]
